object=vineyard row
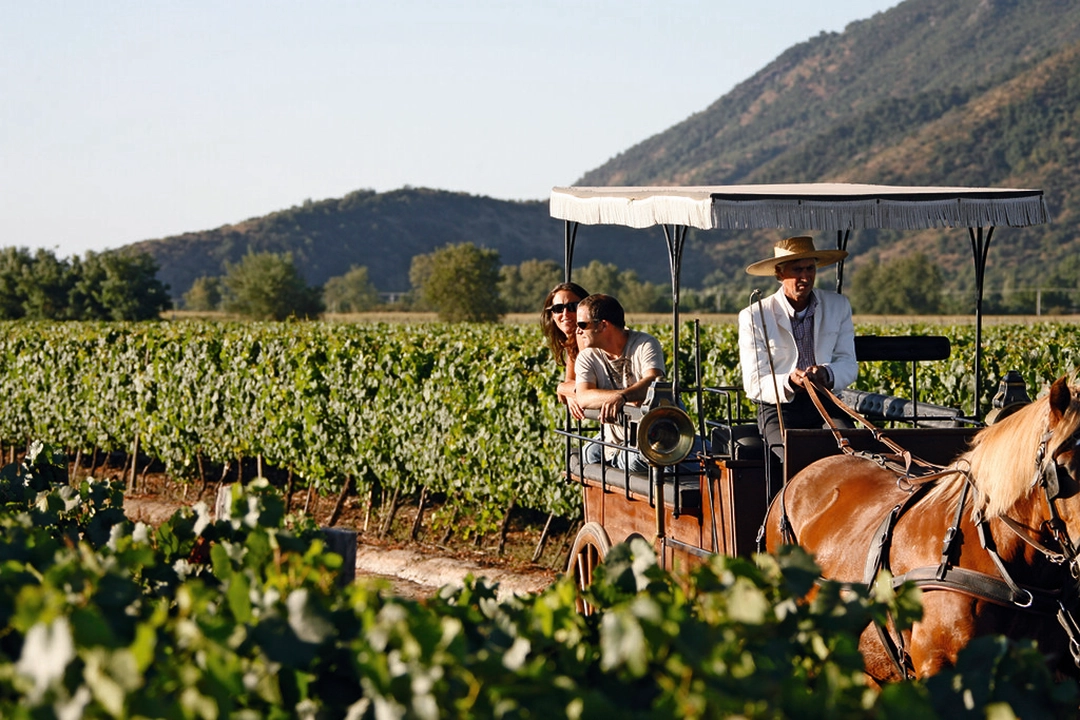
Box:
[1,320,1077,529]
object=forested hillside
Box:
[678,36,1080,300]
[130,189,701,301]
[128,0,1080,309]
[581,0,1080,302]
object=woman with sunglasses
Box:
[540,282,590,419]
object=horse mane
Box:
[924,379,1080,518]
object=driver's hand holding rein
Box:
[790,364,834,392]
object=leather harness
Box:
[776,382,1080,679]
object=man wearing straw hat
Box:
[738,236,858,496]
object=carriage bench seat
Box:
[567,453,701,511]
[840,390,962,428]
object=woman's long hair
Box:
[540,282,589,367]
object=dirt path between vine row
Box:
[123,493,562,602]
[352,545,558,602]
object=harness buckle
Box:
[1013,588,1034,609]
[1047,517,1068,534]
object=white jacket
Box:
[738,288,857,405]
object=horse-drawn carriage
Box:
[550,183,1080,679]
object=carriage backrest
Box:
[843,335,963,427]
[854,336,950,363]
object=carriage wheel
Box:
[567,522,612,615]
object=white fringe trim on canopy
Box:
[549,184,1050,231]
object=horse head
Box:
[1042,375,1080,504]
[961,375,1080,521]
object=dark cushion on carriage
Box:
[839,388,962,428]
[710,424,764,461]
[567,453,701,510]
[854,335,951,362]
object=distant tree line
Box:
[178,242,1077,323]
[847,252,945,315]
[185,251,347,320]
[5,242,1064,325]
[183,242,673,323]
[0,247,171,321]
[186,251,324,321]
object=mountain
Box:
[129,188,693,299]
[130,0,1080,306]
[578,0,1080,296]
[581,0,1080,188]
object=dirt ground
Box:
[111,459,570,600]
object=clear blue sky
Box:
[1,1,900,258]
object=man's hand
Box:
[790,365,830,391]
[598,390,626,423]
[566,395,587,420]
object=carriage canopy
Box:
[549,183,1049,231]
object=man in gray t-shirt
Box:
[574,294,665,472]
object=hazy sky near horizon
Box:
[2,1,900,258]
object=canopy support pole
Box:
[661,224,688,396]
[833,229,852,293]
[563,221,579,283]
[968,225,995,419]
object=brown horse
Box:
[763,375,1080,682]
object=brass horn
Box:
[635,381,696,466]
[637,406,695,466]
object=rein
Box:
[768,380,951,550]
[803,380,953,484]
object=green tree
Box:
[323,265,379,313]
[69,251,172,320]
[849,252,943,315]
[0,247,34,319]
[574,260,669,313]
[681,285,742,313]
[19,248,76,320]
[183,276,223,312]
[498,258,562,313]
[0,247,171,321]
[221,251,324,320]
[409,242,504,322]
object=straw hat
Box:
[745,236,849,277]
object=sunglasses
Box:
[576,318,603,330]
[547,301,579,315]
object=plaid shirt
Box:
[786,292,835,388]
[789,292,818,370]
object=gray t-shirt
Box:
[575,330,666,456]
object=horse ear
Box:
[1048,376,1071,423]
